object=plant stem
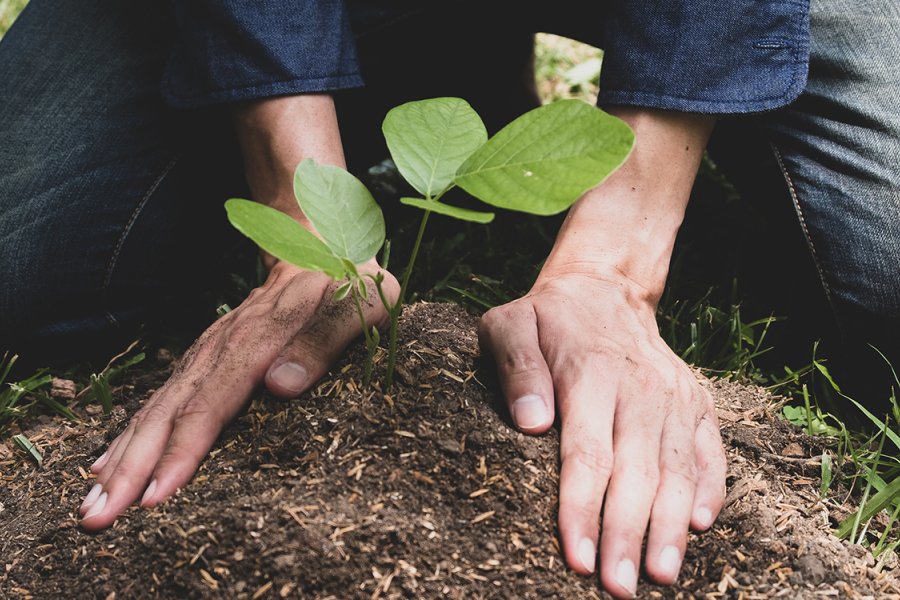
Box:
[350,284,375,386]
[398,210,431,308]
[384,210,432,389]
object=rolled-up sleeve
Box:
[162,0,362,109]
[597,0,811,113]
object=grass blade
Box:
[12,434,43,465]
[90,374,114,414]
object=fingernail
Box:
[511,394,549,430]
[659,545,682,580]
[141,479,158,507]
[84,492,108,520]
[270,363,308,393]
[615,558,637,598]
[90,452,107,470]
[577,537,596,573]
[696,506,713,529]
[81,483,102,514]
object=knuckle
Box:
[133,401,174,428]
[566,446,615,483]
[662,451,699,485]
[480,301,532,332]
[173,392,217,422]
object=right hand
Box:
[80,259,398,530]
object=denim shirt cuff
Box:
[597,0,811,114]
[162,0,363,109]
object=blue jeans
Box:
[706,0,900,396]
[1,0,898,392]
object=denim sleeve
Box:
[597,0,811,113]
[161,0,363,109]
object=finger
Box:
[479,302,555,433]
[140,386,242,508]
[597,403,663,600]
[690,399,726,531]
[266,274,393,398]
[80,398,177,529]
[643,400,699,585]
[89,436,119,473]
[556,374,618,578]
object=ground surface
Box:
[1,303,898,599]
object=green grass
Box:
[0,0,27,38]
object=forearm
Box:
[230,93,346,270]
[231,94,345,221]
[541,107,716,308]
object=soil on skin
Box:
[2,303,899,599]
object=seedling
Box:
[227,97,634,387]
[0,352,77,435]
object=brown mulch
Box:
[1,302,898,599]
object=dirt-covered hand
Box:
[480,270,726,598]
[79,259,398,531]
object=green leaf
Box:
[846,395,900,452]
[12,434,42,465]
[820,452,833,498]
[33,390,78,422]
[105,352,145,383]
[399,197,495,224]
[383,98,488,198]
[814,361,841,393]
[456,99,635,216]
[91,373,114,414]
[341,258,359,277]
[837,449,900,540]
[293,160,386,265]
[333,281,353,301]
[225,199,344,279]
[356,277,369,301]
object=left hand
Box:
[480,267,726,598]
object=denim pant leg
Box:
[710,0,900,398]
[0,0,245,366]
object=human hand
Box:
[80,259,398,530]
[479,269,726,598]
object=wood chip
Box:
[441,369,464,383]
[413,472,434,485]
[472,511,495,524]
[283,506,307,529]
[251,581,273,600]
[190,543,210,565]
[782,442,805,457]
[394,431,416,438]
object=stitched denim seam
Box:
[102,152,184,326]
[771,143,844,337]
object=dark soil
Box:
[2,303,899,599]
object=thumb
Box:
[479,301,555,433]
[265,274,394,398]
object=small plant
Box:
[81,352,145,415]
[227,97,634,387]
[0,352,77,435]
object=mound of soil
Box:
[1,303,899,599]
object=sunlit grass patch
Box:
[0,0,28,38]
[534,33,602,104]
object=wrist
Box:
[538,108,715,308]
[231,94,346,225]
